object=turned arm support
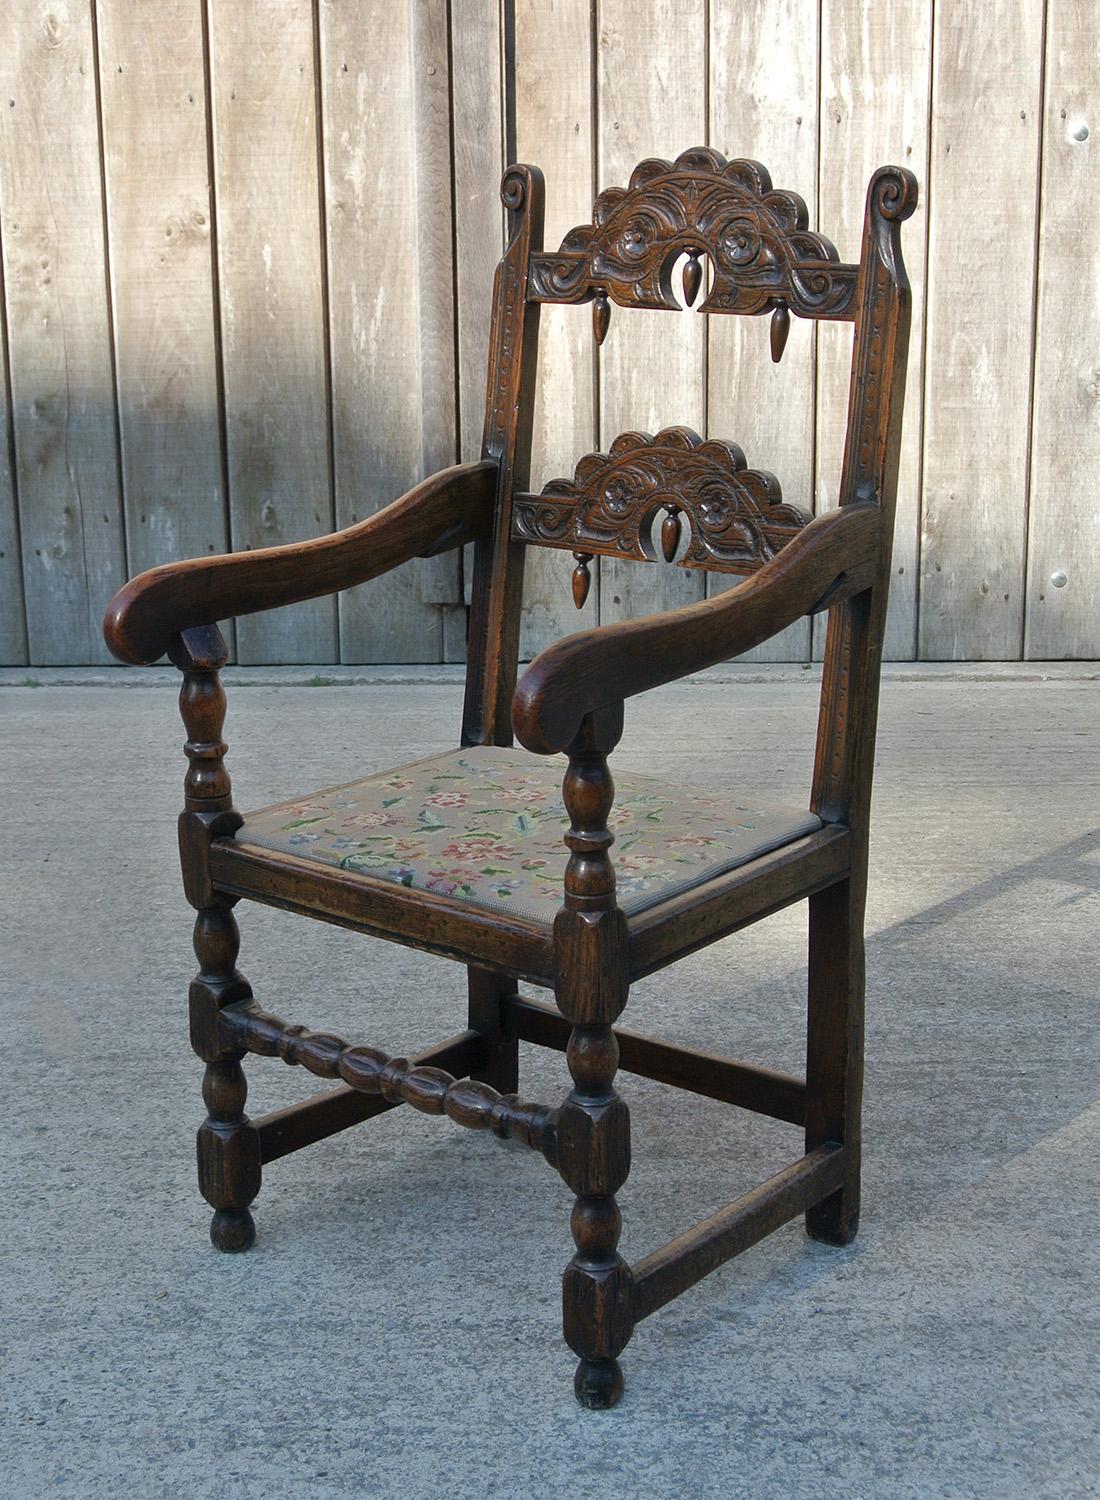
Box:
[103,460,498,666]
[512,503,880,755]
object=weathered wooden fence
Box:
[0,0,1095,664]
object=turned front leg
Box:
[172,627,260,1252]
[190,905,261,1250]
[554,706,634,1409]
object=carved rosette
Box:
[527,148,858,321]
[512,427,810,577]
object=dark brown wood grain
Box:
[804,166,917,1245]
[461,164,545,747]
[507,429,804,579]
[511,425,809,577]
[512,503,880,754]
[208,839,555,985]
[254,1030,490,1163]
[631,1145,846,1320]
[176,641,260,1252]
[504,995,806,1126]
[101,150,917,1410]
[526,149,859,321]
[552,709,635,1409]
[627,826,851,979]
[221,1004,558,1163]
[104,460,497,665]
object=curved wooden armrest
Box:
[512,503,881,754]
[103,460,498,665]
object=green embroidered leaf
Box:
[280,815,328,829]
[459,820,505,839]
[380,796,405,808]
[339,852,390,871]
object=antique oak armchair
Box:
[104,149,916,1408]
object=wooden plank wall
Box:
[0,0,1095,665]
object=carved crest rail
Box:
[527,149,860,350]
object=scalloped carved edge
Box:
[512,427,811,576]
[527,148,859,321]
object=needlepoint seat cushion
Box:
[236,745,822,927]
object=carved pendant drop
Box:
[769,300,790,363]
[660,508,682,563]
[571,551,593,608]
[682,251,702,308]
[592,291,611,346]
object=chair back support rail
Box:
[101,144,916,1410]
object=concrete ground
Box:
[1,665,1097,1500]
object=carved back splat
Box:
[508,151,851,603]
[511,427,810,578]
[527,149,858,324]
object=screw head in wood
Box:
[1050,570,1068,588]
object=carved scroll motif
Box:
[527,149,859,321]
[511,427,811,577]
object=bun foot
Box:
[574,1357,624,1410]
[210,1207,255,1253]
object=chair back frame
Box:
[462,150,916,865]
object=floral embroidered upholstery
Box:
[237,746,821,927]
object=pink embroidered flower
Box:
[383,777,414,791]
[616,853,662,871]
[497,788,548,804]
[440,838,517,861]
[425,790,469,808]
[667,833,716,848]
[348,810,394,829]
[283,801,328,818]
